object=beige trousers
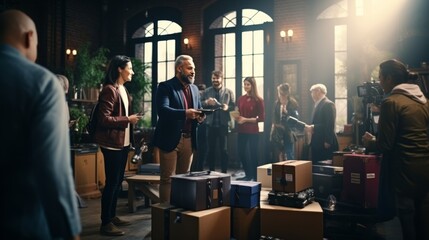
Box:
[159,136,193,203]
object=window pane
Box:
[335,52,347,75]
[158,41,166,61]
[242,31,253,54]
[214,34,236,58]
[253,54,264,76]
[167,61,175,80]
[144,43,152,64]
[209,11,236,29]
[167,39,176,60]
[144,42,152,79]
[223,11,236,28]
[255,77,264,99]
[242,9,273,26]
[158,62,166,82]
[242,55,253,77]
[132,22,153,38]
[335,74,347,98]
[225,77,235,97]
[335,25,347,51]
[253,30,264,54]
[317,0,348,19]
[335,99,347,132]
[225,33,236,56]
[158,20,182,35]
[224,56,236,79]
[355,0,364,16]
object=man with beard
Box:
[153,55,206,203]
[201,70,235,173]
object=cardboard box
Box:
[151,203,179,240]
[272,160,312,193]
[230,180,261,208]
[257,163,272,188]
[260,188,271,202]
[231,207,260,240]
[260,200,323,239]
[169,206,231,240]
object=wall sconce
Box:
[183,38,191,49]
[280,29,294,42]
[66,48,77,58]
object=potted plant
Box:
[69,106,89,144]
[68,43,109,100]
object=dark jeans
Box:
[311,144,335,164]
[100,146,129,225]
[284,142,295,160]
[237,133,259,179]
[206,125,229,173]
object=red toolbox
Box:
[171,171,231,211]
[341,154,380,208]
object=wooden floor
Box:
[79,194,153,240]
[78,169,403,240]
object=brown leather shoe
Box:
[100,222,125,236]
[111,216,131,226]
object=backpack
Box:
[86,102,99,137]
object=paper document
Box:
[230,110,240,119]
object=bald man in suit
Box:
[0,9,81,239]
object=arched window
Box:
[316,0,408,131]
[205,6,273,132]
[128,8,182,126]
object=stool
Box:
[125,174,161,212]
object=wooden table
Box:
[125,174,161,212]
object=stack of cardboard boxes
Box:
[259,160,323,239]
[152,164,324,240]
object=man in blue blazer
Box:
[153,55,205,203]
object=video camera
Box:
[357,81,384,105]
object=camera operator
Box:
[362,59,429,240]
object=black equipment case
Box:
[170,171,231,211]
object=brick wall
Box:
[65,0,103,60]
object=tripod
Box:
[363,102,376,135]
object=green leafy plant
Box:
[69,106,89,135]
[71,43,110,89]
[126,58,151,127]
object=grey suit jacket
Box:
[201,86,235,127]
[0,44,81,239]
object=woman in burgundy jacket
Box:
[94,55,142,236]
